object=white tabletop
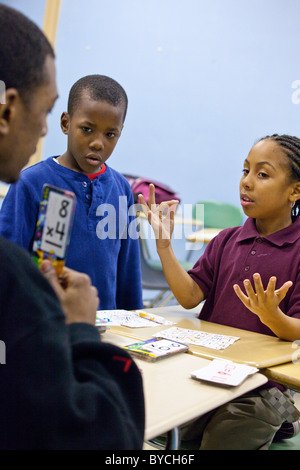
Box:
[102,331,267,442]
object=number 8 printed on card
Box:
[32,184,76,276]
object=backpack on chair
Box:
[123,174,180,205]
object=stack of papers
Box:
[191,359,258,386]
[154,326,239,350]
[95,309,175,328]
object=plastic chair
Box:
[192,200,244,229]
[138,236,172,307]
[184,200,243,261]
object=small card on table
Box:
[191,359,258,386]
[123,337,189,362]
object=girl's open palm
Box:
[138,184,179,248]
[233,273,292,324]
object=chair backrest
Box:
[138,237,170,290]
[192,200,244,229]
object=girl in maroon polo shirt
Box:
[139,134,300,450]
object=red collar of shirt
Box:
[87,163,106,181]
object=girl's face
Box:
[240,139,300,234]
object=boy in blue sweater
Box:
[0,75,143,310]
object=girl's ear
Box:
[60,111,70,135]
[290,182,300,204]
[0,88,19,136]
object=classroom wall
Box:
[3,0,300,214]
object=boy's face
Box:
[60,91,124,174]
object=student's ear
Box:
[290,182,300,203]
[0,88,19,136]
[60,111,70,135]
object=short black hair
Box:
[0,4,54,105]
[67,75,128,122]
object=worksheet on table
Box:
[154,326,240,350]
[95,309,175,328]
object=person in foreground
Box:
[0,4,144,449]
[0,74,143,310]
[139,134,300,450]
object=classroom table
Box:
[263,362,300,391]
[110,305,300,369]
[186,227,222,243]
[101,330,267,448]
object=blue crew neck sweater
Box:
[0,157,143,310]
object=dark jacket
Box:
[0,237,145,449]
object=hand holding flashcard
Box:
[32,184,76,276]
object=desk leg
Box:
[147,427,181,450]
[165,427,180,450]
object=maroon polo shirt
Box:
[189,217,300,337]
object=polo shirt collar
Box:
[237,217,300,246]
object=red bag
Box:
[123,174,180,205]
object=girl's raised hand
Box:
[138,183,179,248]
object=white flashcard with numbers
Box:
[32,184,76,275]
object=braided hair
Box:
[258,134,300,219]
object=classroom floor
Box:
[269,392,300,450]
[144,393,300,450]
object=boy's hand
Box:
[138,183,179,249]
[233,273,292,325]
[40,260,99,325]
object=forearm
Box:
[138,186,204,308]
[261,308,300,342]
[157,244,204,309]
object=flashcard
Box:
[191,359,258,386]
